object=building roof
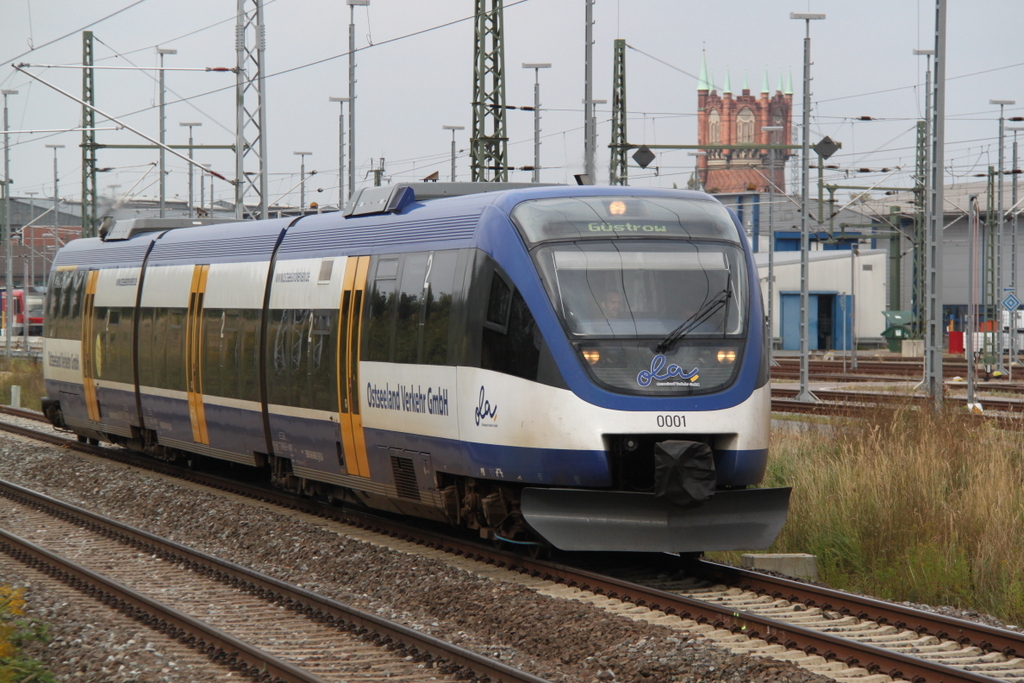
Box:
[857,178,1023,218]
[752,248,886,268]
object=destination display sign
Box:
[511,196,741,246]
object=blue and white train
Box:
[41,183,789,553]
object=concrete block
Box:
[741,553,819,581]
[901,339,924,358]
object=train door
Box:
[81,271,100,421]
[338,256,370,477]
[185,265,210,444]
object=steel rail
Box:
[0,527,330,683]
[696,560,1024,659]
[0,479,551,683]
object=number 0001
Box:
[657,414,685,428]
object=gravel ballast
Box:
[0,434,836,682]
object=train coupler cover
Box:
[653,440,716,508]
[520,486,791,553]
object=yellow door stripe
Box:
[349,256,370,477]
[186,265,210,444]
[82,271,100,422]
[338,256,371,478]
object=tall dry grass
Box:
[0,358,45,411]
[763,407,1024,624]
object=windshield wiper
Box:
[655,288,731,353]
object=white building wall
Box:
[756,249,888,344]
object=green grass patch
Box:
[738,406,1024,626]
[0,585,55,683]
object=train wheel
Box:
[526,543,549,561]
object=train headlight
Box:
[717,349,737,364]
[582,348,601,364]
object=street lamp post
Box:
[328,97,349,207]
[762,125,784,365]
[294,152,312,211]
[180,122,202,218]
[791,11,825,403]
[522,63,551,183]
[992,99,1016,374]
[442,125,465,181]
[347,0,369,200]
[2,89,17,356]
[156,47,177,218]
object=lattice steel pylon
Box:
[81,31,98,238]
[471,0,508,182]
[609,39,627,186]
[912,120,927,337]
[235,0,268,219]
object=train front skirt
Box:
[520,487,791,553]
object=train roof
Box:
[57,183,722,269]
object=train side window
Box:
[395,253,429,364]
[269,308,304,407]
[202,309,230,399]
[485,272,512,332]
[66,270,87,340]
[56,274,74,337]
[137,308,156,387]
[164,308,187,392]
[200,307,263,403]
[365,257,399,362]
[267,308,337,410]
[308,310,338,411]
[482,288,541,381]
[422,250,458,365]
[44,272,62,338]
[239,308,261,403]
[94,307,133,384]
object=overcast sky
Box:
[1,0,1022,210]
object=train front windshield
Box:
[512,196,750,396]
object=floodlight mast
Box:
[523,63,551,183]
[156,48,177,218]
[790,11,826,403]
[991,98,1016,375]
[180,122,202,218]
[924,0,947,408]
[329,97,350,206]
[2,89,18,358]
[442,125,465,181]
[347,0,369,199]
[763,124,784,366]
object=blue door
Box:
[781,293,819,350]
[782,292,850,351]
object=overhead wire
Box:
[0,0,153,69]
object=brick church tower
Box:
[696,54,793,194]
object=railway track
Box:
[3,409,1024,682]
[772,357,1024,383]
[0,477,550,683]
[770,386,1024,422]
